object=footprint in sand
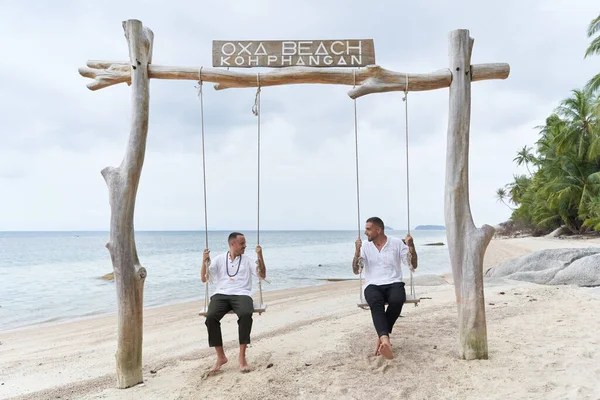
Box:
[201,368,224,380]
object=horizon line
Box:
[0,226,446,233]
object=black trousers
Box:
[205,294,254,347]
[364,282,406,337]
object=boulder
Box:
[549,253,600,287]
[101,272,115,280]
[485,248,600,287]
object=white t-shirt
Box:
[208,252,258,297]
[360,236,409,289]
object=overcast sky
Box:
[1,0,598,231]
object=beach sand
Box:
[1,236,599,400]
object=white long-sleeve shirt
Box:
[208,252,257,297]
[360,236,409,288]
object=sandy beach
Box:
[1,235,599,400]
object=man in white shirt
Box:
[352,217,416,360]
[201,232,266,374]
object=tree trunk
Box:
[101,19,153,388]
[444,29,495,360]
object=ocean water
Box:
[0,230,450,331]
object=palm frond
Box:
[588,135,600,162]
[585,73,600,95]
[582,217,600,231]
[584,35,600,58]
[588,14,600,37]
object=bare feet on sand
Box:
[374,337,382,356]
[202,355,228,379]
[378,336,394,360]
[239,355,251,372]
[211,355,228,373]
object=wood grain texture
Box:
[79,62,509,98]
[100,19,152,388]
[444,30,494,361]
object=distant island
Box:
[414,225,446,231]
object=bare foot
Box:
[374,337,382,356]
[211,355,228,373]
[378,337,393,360]
[239,355,250,372]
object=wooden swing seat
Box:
[356,294,420,310]
[198,303,267,317]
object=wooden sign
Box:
[212,40,375,68]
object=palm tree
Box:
[588,91,600,162]
[513,145,536,176]
[495,188,514,210]
[514,105,600,233]
[497,18,600,234]
[506,174,530,205]
[535,114,564,161]
[582,196,600,231]
[585,13,600,93]
[556,89,597,160]
[536,150,600,232]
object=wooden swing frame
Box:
[79,19,509,388]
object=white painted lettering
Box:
[331,41,345,55]
[351,55,362,65]
[296,56,306,66]
[235,56,245,65]
[238,42,252,55]
[346,41,362,55]
[337,56,347,66]
[281,56,293,65]
[267,55,277,65]
[323,55,333,65]
[282,42,297,55]
[248,56,259,66]
[255,42,268,55]
[298,41,312,55]
[221,42,236,56]
[315,42,328,55]
[220,56,231,66]
[309,56,320,65]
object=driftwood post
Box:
[445,29,495,360]
[101,20,153,388]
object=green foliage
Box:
[495,13,600,233]
[498,85,600,233]
[586,13,600,93]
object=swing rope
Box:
[354,72,418,307]
[197,68,210,313]
[402,73,416,301]
[403,73,411,237]
[353,70,362,239]
[252,73,264,308]
[197,71,266,314]
[353,69,366,305]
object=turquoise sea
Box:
[0,230,450,331]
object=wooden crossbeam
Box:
[78,62,509,99]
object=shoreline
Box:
[1,276,356,335]
[2,235,599,399]
[0,280,344,335]
[3,233,599,335]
